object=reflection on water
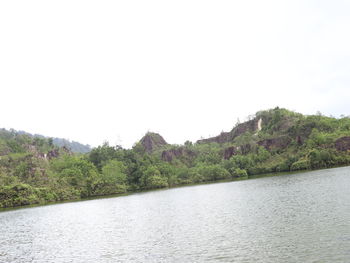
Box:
[1,166,349,262]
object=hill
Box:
[157,108,350,173]
[1,107,350,208]
[138,132,168,153]
[16,130,91,153]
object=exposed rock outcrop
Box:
[161,147,196,162]
[197,118,262,144]
[38,146,71,160]
[231,119,260,138]
[196,132,231,144]
[223,146,237,160]
[257,136,291,151]
[47,149,60,160]
[335,136,350,151]
[139,132,168,153]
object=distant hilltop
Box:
[15,130,91,153]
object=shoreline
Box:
[1,165,349,213]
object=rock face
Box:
[197,118,262,144]
[140,132,168,153]
[197,132,231,144]
[257,136,291,151]
[47,149,60,160]
[231,119,260,138]
[335,136,350,151]
[25,144,71,160]
[161,147,196,162]
[45,146,71,160]
[223,146,237,160]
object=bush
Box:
[232,168,248,178]
[196,164,231,181]
[291,159,310,171]
[0,184,38,208]
[275,162,289,172]
[146,176,168,189]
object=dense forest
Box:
[1,107,350,208]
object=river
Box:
[1,166,349,262]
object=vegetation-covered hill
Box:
[1,107,350,208]
[17,130,91,153]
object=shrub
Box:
[232,168,248,178]
[291,159,310,171]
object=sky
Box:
[0,0,350,148]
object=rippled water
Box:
[1,166,350,262]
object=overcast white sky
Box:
[1,0,349,148]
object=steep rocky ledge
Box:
[139,132,168,153]
[197,118,262,144]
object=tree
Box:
[232,168,248,178]
[51,155,99,197]
[256,146,270,162]
[196,164,230,181]
[90,160,129,195]
[101,160,127,186]
[141,165,168,189]
[88,142,122,170]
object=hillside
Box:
[16,130,91,153]
[1,107,350,208]
[51,138,91,153]
[156,108,350,174]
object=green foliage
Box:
[228,155,255,170]
[0,172,19,186]
[51,155,99,197]
[232,168,248,178]
[88,142,123,171]
[291,159,310,171]
[195,164,231,181]
[101,160,127,185]
[0,183,57,208]
[307,149,335,169]
[93,160,128,195]
[141,166,168,189]
[187,168,205,183]
[195,143,222,165]
[234,132,254,146]
[256,146,271,162]
[146,175,168,189]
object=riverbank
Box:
[1,165,348,212]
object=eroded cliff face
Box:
[197,118,262,144]
[139,132,168,153]
[223,146,237,160]
[231,118,261,139]
[335,136,350,151]
[257,136,292,151]
[223,144,255,159]
[196,132,231,144]
[161,147,196,162]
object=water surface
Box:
[1,167,349,262]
